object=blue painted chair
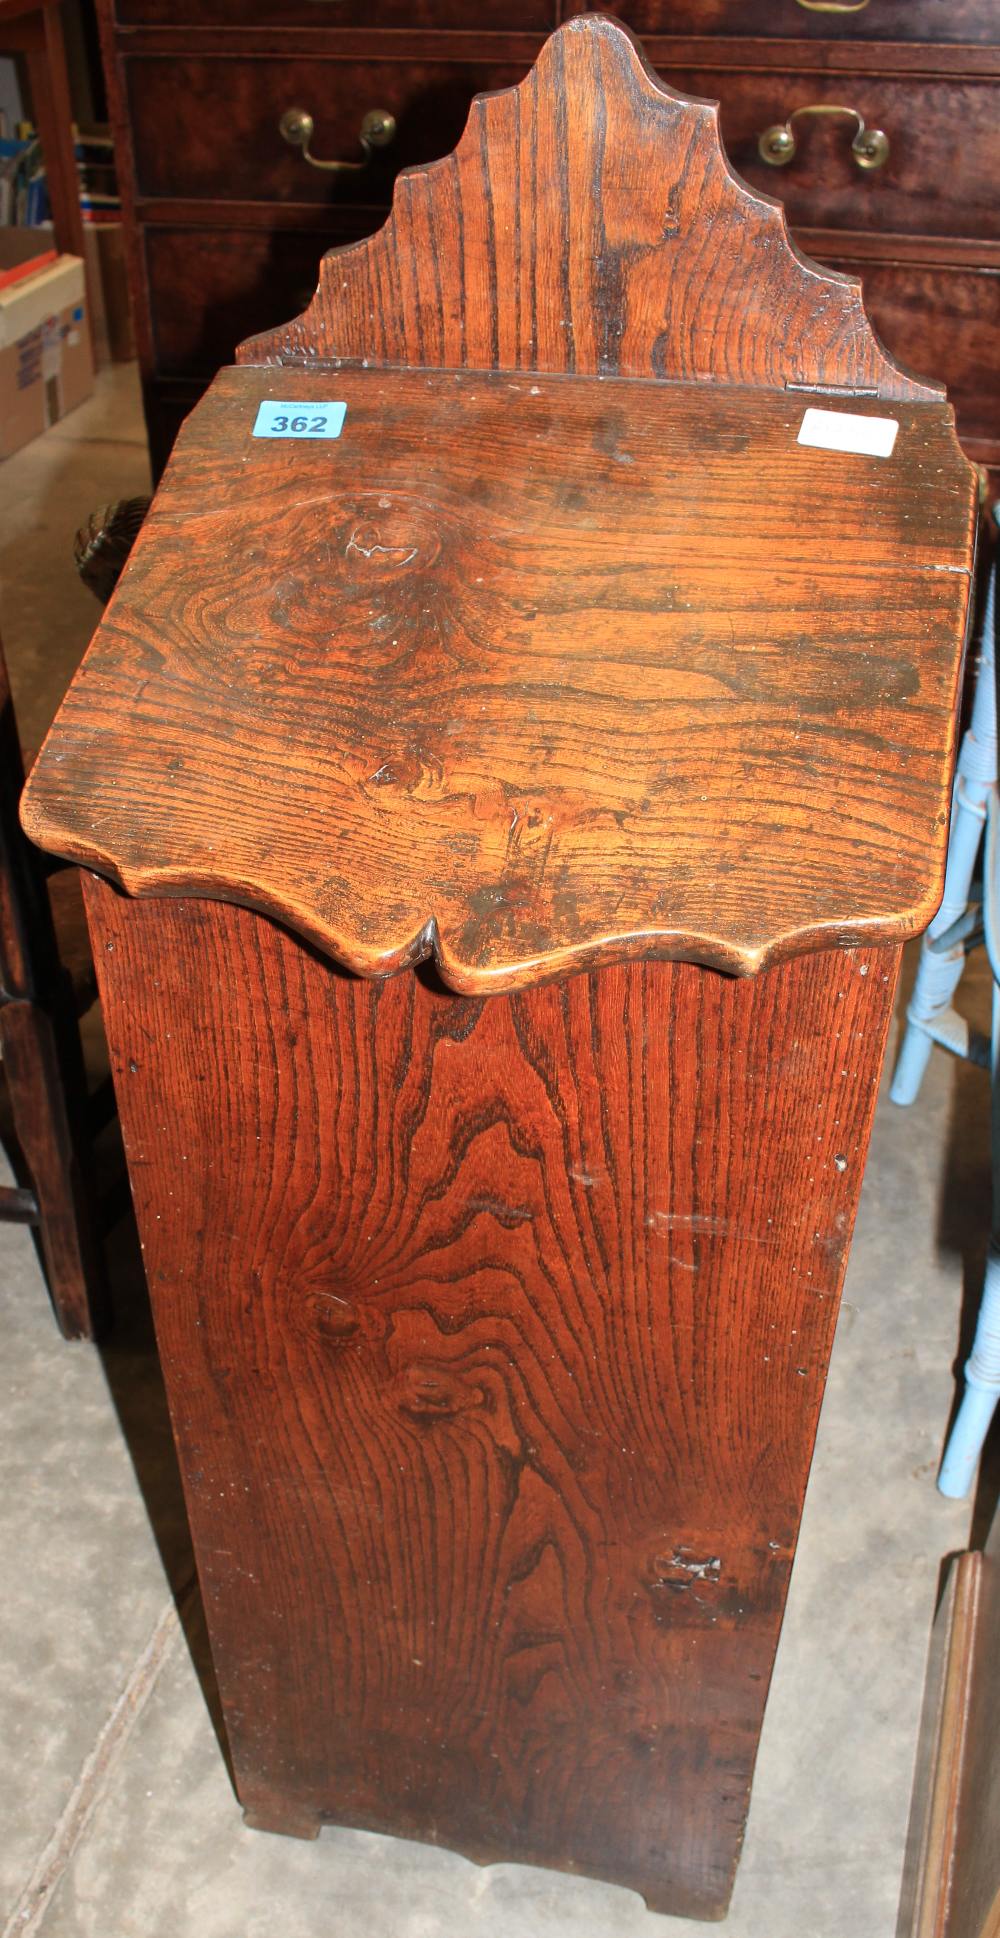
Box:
[891,533,1000,1498]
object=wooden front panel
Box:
[117,0,556,27]
[86,880,899,1919]
[142,379,203,481]
[581,1,999,42]
[112,0,1000,37]
[143,223,374,377]
[125,55,535,207]
[656,68,1000,241]
[812,254,1000,471]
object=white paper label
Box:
[796,406,899,459]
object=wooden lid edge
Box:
[18,800,932,989]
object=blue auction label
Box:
[252,400,347,440]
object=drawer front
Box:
[144,221,376,375]
[118,0,556,26]
[127,56,533,206]
[572,1,999,43]
[659,69,1000,241]
[813,254,1000,461]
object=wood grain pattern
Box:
[133,235,1000,478]
[98,25,1000,73]
[662,65,1000,245]
[143,222,377,378]
[574,0,1000,46]
[27,16,979,1909]
[901,1509,1000,1938]
[85,876,899,1917]
[805,251,1000,475]
[949,1516,1000,1938]
[237,14,940,399]
[20,362,976,993]
[125,53,535,207]
[100,25,1000,76]
[96,0,1000,476]
[116,0,556,29]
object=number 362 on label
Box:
[253,401,347,440]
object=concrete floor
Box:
[1,364,997,1938]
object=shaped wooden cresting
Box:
[22,17,978,1921]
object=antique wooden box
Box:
[22,19,978,1920]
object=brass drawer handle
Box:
[758,104,889,171]
[795,0,872,12]
[278,106,396,173]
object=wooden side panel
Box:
[902,1515,1000,1938]
[952,1516,1000,1938]
[85,878,898,1918]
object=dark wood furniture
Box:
[0,635,109,1341]
[0,0,98,330]
[900,1505,1000,1938]
[95,0,999,483]
[22,19,978,1918]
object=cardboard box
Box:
[0,244,94,459]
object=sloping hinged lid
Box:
[21,19,978,995]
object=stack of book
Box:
[0,133,47,228]
[0,109,133,367]
[76,130,121,228]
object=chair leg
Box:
[939,920,1000,1499]
[892,553,998,1107]
[0,999,110,1341]
[938,1242,1000,1498]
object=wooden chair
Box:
[891,533,1000,1498]
[0,634,112,1340]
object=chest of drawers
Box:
[97,0,999,481]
